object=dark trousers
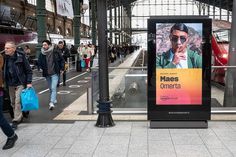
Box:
[57,71,66,86]
[63,71,66,84]
[0,96,14,138]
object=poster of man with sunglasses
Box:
[148,17,212,125]
[156,23,202,69]
[155,22,203,105]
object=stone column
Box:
[95,0,115,127]
[36,0,46,58]
[73,0,81,49]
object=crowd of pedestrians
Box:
[0,39,138,150]
[77,43,96,72]
[108,44,137,64]
[0,39,100,150]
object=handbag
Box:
[81,59,86,68]
[64,63,69,71]
[20,87,39,111]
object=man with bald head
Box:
[156,23,202,69]
[3,41,32,130]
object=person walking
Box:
[23,45,31,60]
[70,45,77,65]
[119,46,125,63]
[57,41,70,86]
[81,44,92,72]
[3,41,33,130]
[0,53,18,150]
[38,40,65,110]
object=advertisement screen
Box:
[156,23,203,105]
[56,0,74,18]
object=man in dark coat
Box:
[38,40,64,110]
[57,41,70,86]
[3,41,33,130]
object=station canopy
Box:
[116,0,233,11]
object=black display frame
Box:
[147,16,211,121]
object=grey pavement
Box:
[1,121,236,157]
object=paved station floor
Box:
[1,121,236,157]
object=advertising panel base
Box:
[150,120,208,128]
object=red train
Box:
[0,24,37,52]
[211,20,231,85]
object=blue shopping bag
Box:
[81,59,86,68]
[20,87,39,111]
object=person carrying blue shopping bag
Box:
[21,87,39,111]
[3,41,33,130]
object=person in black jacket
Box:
[38,40,65,110]
[57,41,70,86]
[70,45,77,65]
[3,41,33,130]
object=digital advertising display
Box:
[147,16,211,123]
[156,23,202,105]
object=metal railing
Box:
[66,54,79,71]
[89,65,236,114]
[212,66,236,68]
[92,65,236,69]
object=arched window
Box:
[56,27,62,34]
[66,28,71,36]
[47,23,51,32]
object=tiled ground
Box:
[1,121,236,157]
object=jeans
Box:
[0,96,14,137]
[46,74,59,104]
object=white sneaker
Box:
[49,102,55,110]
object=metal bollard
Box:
[87,88,93,114]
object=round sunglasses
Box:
[171,35,187,44]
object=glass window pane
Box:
[28,0,36,5]
[132,0,231,29]
[46,0,54,12]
